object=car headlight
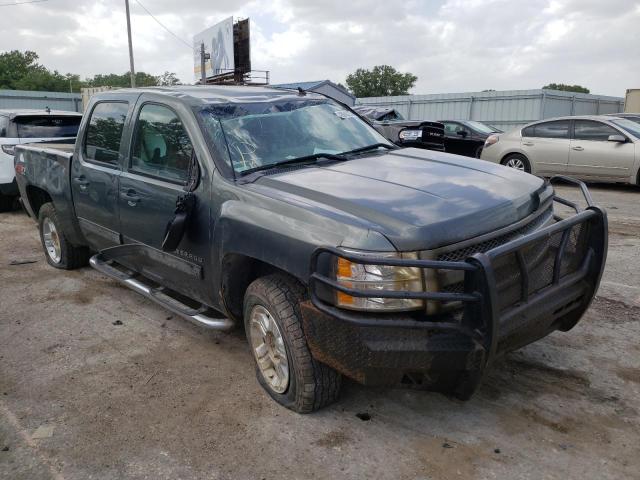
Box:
[484,134,499,147]
[399,129,422,141]
[334,250,425,312]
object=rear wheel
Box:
[243,273,341,413]
[475,146,483,158]
[501,153,531,173]
[38,202,89,269]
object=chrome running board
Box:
[89,253,234,331]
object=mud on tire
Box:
[243,273,342,413]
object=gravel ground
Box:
[1,183,639,480]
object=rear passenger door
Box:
[71,101,130,249]
[521,120,571,175]
[567,120,635,179]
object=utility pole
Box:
[125,0,136,88]
[200,43,210,86]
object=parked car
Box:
[0,109,82,211]
[438,120,502,158]
[353,106,445,151]
[15,86,607,413]
[480,115,640,185]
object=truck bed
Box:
[14,142,83,244]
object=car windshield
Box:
[14,115,81,139]
[198,98,391,174]
[611,119,640,138]
[465,121,496,134]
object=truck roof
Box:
[92,85,326,106]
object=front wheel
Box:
[501,153,531,173]
[38,202,89,269]
[243,273,341,413]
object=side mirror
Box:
[608,134,626,143]
[456,129,468,138]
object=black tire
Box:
[0,194,16,212]
[475,146,483,158]
[243,273,341,413]
[501,153,531,173]
[38,202,90,269]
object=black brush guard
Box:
[302,177,607,397]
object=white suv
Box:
[480,115,640,185]
[0,109,82,211]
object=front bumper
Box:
[0,179,19,196]
[302,177,607,398]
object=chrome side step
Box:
[89,254,234,331]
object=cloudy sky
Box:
[2,0,639,96]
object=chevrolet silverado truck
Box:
[14,86,607,413]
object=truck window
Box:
[84,102,129,165]
[130,104,194,183]
[14,115,81,139]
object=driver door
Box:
[118,102,206,295]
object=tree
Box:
[157,71,181,86]
[542,83,590,94]
[84,71,160,88]
[346,65,417,98]
[0,50,47,90]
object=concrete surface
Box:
[1,183,639,480]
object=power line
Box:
[0,0,49,7]
[133,0,192,50]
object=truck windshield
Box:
[14,115,81,139]
[198,98,391,175]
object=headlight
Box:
[484,134,499,147]
[399,129,422,141]
[334,250,425,311]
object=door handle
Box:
[571,146,584,151]
[121,190,141,205]
[73,176,89,190]
[522,142,534,146]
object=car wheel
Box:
[475,146,483,158]
[38,202,90,269]
[243,273,341,413]
[501,154,531,173]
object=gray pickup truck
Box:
[14,86,607,413]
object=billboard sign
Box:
[193,16,234,81]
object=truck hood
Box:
[251,148,549,251]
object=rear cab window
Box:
[522,120,569,139]
[14,115,81,139]
[84,102,129,166]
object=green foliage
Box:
[0,50,182,92]
[346,65,417,98]
[542,83,590,94]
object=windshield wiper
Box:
[339,143,396,156]
[239,152,346,177]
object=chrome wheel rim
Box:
[42,217,62,263]
[506,158,526,171]
[249,305,289,394]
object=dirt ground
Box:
[1,183,639,480]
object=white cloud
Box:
[0,0,638,95]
